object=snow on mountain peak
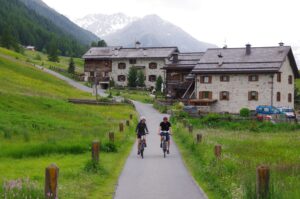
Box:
[74,13,138,37]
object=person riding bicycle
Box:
[136,116,149,155]
[158,116,172,154]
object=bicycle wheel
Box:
[162,141,167,158]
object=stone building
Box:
[82,43,178,89]
[189,44,299,113]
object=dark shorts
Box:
[137,133,146,139]
[160,132,170,141]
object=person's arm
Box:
[158,123,162,135]
[145,124,149,133]
[135,123,139,134]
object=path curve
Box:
[114,101,207,199]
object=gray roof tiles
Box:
[83,46,178,59]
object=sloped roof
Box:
[82,46,178,59]
[192,46,299,77]
[165,52,205,70]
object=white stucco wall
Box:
[195,58,295,113]
[111,58,166,88]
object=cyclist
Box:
[136,116,149,155]
[158,116,172,154]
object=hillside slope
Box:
[19,0,99,45]
[0,48,136,198]
[0,0,88,56]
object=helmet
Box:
[140,116,146,121]
[163,116,168,121]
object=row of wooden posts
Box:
[45,114,133,198]
[182,119,270,199]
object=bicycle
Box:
[138,134,148,159]
[160,131,171,158]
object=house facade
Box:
[190,44,298,113]
[82,44,178,89]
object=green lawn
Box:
[172,117,300,199]
[0,49,137,198]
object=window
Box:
[129,59,137,64]
[277,73,281,82]
[288,75,293,84]
[220,91,229,100]
[149,75,157,82]
[104,61,109,67]
[200,76,212,83]
[249,75,259,81]
[149,62,158,69]
[220,75,230,82]
[276,92,281,102]
[90,72,95,77]
[288,93,292,102]
[199,91,212,99]
[248,91,258,101]
[118,63,126,69]
[118,75,126,82]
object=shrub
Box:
[101,142,117,152]
[240,108,250,117]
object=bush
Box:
[240,108,250,117]
[101,142,117,152]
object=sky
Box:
[43,0,300,54]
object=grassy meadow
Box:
[0,49,137,198]
[172,116,300,199]
[108,88,154,103]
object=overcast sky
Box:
[43,0,300,51]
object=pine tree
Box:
[137,70,145,87]
[127,67,138,87]
[47,40,59,62]
[68,57,75,74]
[97,40,107,47]
[156,75,163,93]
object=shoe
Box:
[167,150,170,154]
[138,151,140,155]
[160,143,162,148]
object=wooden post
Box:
[45,163,59,199]
[109,132,115,143]
[256,165,270,199]
[196,134,202,144]
[119,122,124,132]
[126,120,130,126]
[130,114,133,120]
[92,140,100,163]
[188,125,193,134]
[214,144,222,159]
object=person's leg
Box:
[137,138,141,154]
[167,135,170,153]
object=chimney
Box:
[135,41,141,49]
[245,44,251,55]
[173,53,178,63]
[279,42,284,46]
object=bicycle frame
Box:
[161,131,170,158]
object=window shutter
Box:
[227,92,230,100]
[255,92,259,101]
[208,92,212,99]
[200,76,204,83]
[277,92,281,102]
[277,73,281,82]
[219,92,222,100]
[209,76,212,83]
[248,92,251,100]
[199,92,203,99]
[248,76,251,81]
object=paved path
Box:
[114,101,207,199]
[35,65,107,96]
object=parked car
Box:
[256,106,284,120]
[277,107,296,119]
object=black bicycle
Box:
[161,131,171,158]
[138,134,148,159]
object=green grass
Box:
[172,117,300,199]
[0,49,137,198]
[0,47,84,73]
[108,88,154,103]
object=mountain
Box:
[19,0,99,45]
[76,14,217,52]
[75,13,138,38]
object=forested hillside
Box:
[0,0,91,57]
[19,0,99,45]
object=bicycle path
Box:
[114,101,207,199]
